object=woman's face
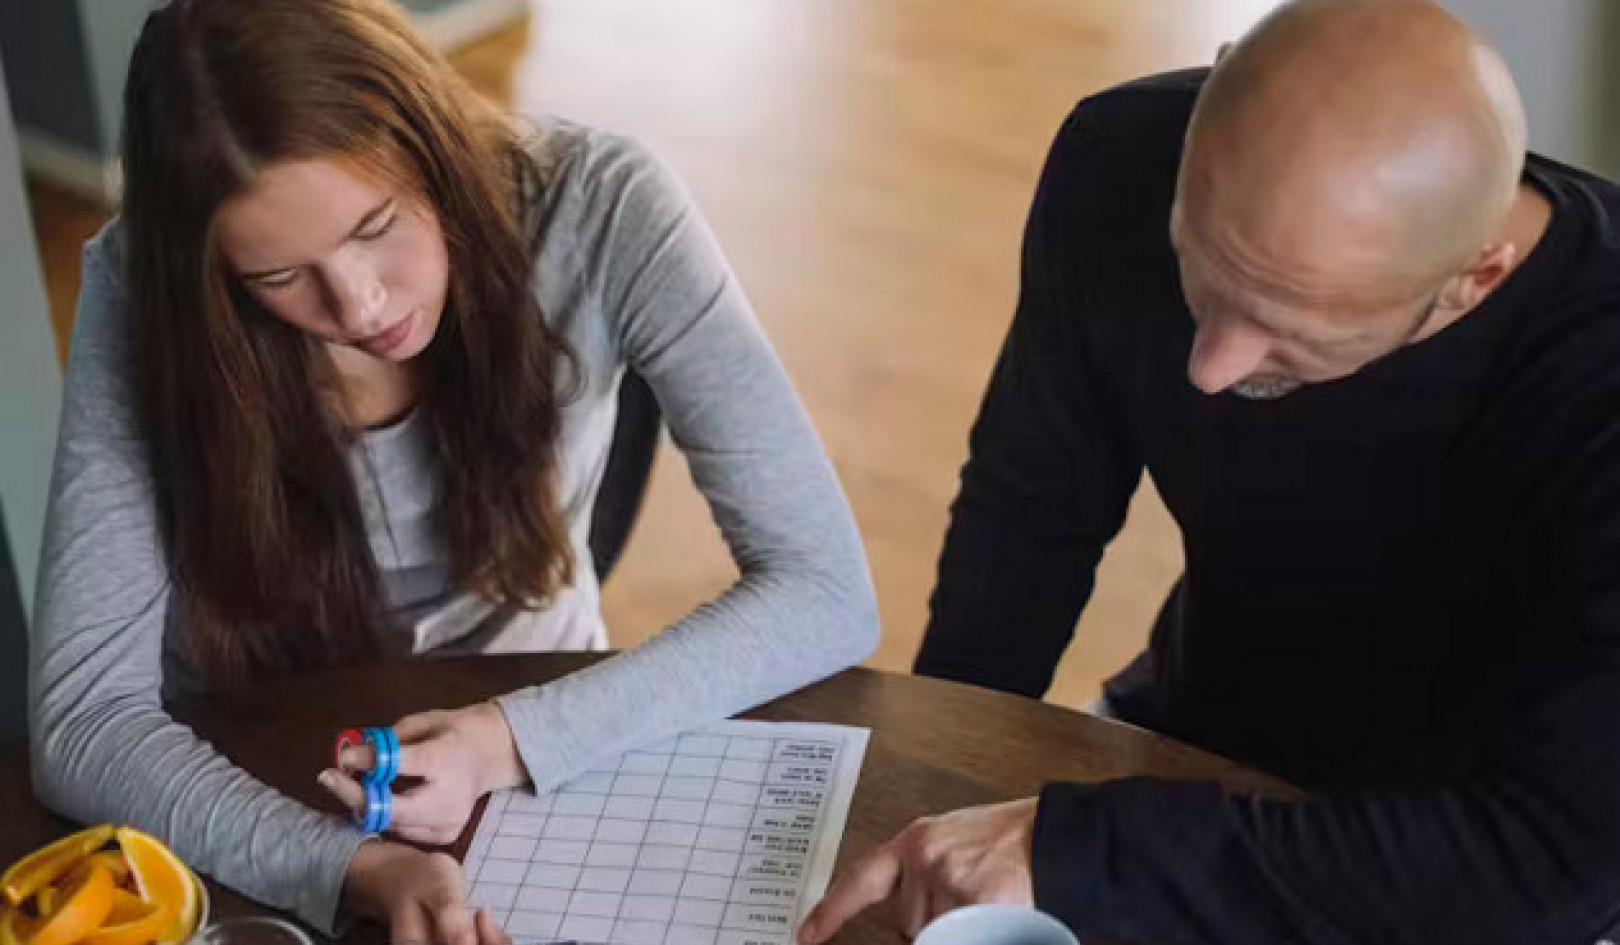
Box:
[215,157,450,362]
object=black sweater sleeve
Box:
[914,101,1146,698]
[1032,472,1620,945]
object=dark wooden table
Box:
[0,655,1293,944]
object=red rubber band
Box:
[334,728,365,772]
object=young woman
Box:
[27,0,878,941]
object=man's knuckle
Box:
[914,833,951,865]
[897,820,931,851]
[941,862,976,891]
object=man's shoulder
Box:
[1085,66,1211,108]
[1036,68,1209,234]
[1057,67,1208,153]
[1029,69,1207,275]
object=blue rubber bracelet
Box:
[361,729,381,785]
[370,728,389,786]
[364,727,396,787]
[352,781,373,831]
[361,780,391,833]
[376,781,392,833]
[384,726,401,784]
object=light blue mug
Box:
[914,905,1080,945]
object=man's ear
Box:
[1434,240,1518,319]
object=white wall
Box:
[74,0,163,162]
[72,0,513,157]
[0,57,64,618]
[1196,1,1617,178]
[1443,0,1618,177]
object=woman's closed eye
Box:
[249,270,300,290]
[356,212,397,242]
[242,212,397,290]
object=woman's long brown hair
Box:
[122,0,576,681]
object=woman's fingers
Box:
[316,769,366,814]
[392,712,443,741]
[336,743,379,774]
[319,767,436,840]
[389,904,430,945]
[384,782,470,844]
[430,895,477,945]
[388,714,445,779]
[339,726,427,779]
[475,908,510,945]
[320,764,468,842]
[395,741,432,779]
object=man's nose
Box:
[1187,317,1271,394]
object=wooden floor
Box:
[24,0,1281,706]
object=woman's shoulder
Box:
[69,218,138,362]
[82,217,128,288]
[520,115,682,218]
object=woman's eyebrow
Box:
[238,197,396,280]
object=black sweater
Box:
[917,69,1620,945]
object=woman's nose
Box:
[327,257,388,336]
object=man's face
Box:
[1169,200,1443,400]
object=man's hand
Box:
[798,798,1038,943]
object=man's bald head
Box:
[1170,0,1538,398]
[1183,0,1525,286]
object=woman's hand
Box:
[343,840,510,945]
[320,702,529,845]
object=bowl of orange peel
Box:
[1,826,206,945]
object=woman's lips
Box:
[363,311,415,355]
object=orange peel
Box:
[83,891,170,945]
[0,826,202,945]
[1,826,115,908]
[25,862,115,945]
[114,830,198,944]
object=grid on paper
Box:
[466,724,854,945]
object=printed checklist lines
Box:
[465,721,868,945]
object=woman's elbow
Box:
[27,690,139,824]
[29,720,89,823]
[848,579,881,664]
[811,561,881,668]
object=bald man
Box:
[801,1,1620,943]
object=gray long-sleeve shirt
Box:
[27,120,879,934]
